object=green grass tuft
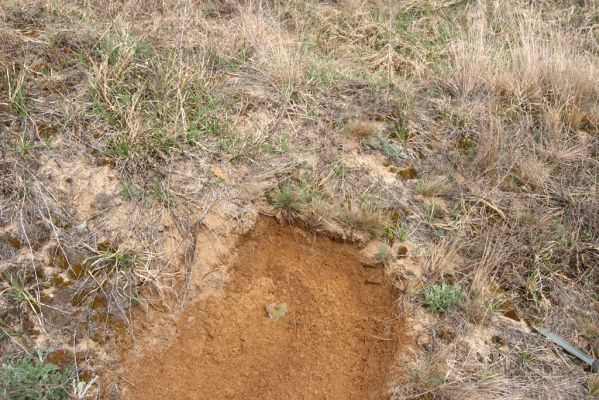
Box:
[271,183,305,221]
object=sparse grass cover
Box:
[1,0,598,398]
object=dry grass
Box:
[0,0,598,398]
[339,201,390,237]
[343,119,377,139]
[415,176,452,198]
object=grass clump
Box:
[305,63,337,88]
[343,120,376,139]
[0,349,73,400]
[386,222,410,243]
[415,176,452,198]
[86,245,147,275]
[340,202,389,237]
[151,182,174,207]
[1,272,39,313]
[15,136,49,159]
[121,180,140,201]
[519,348,538,365]
[271,182,306,221]
[423,284,464,313]
[84,243,154,309]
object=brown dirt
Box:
[117,217,411,399]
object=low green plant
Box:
[390,126,410,142]
[185,90,226,139]
[105,136,133,159]
[0,349,73,400]
[380,140,404,164]
[525,265,544,305]
[519,348,537,365]
[423,284,464,313]
[7,74,28,118]
[433,229,446,238]
[331,160,353,179]
[90,88,119,128]
[486,299,503,313]
[262,132,289,154]
[361,136,404,164]
[152,182,173,207]
[305,63,336,88]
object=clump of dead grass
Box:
[415,176,452,198]
[343,119,376,139]
[339,200,390,238]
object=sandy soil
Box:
[116,217,411,399]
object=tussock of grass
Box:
[86,245,147,275]
[83,243,158,310]
[339,202,389,237]
[270,182,306,222]
[1,272,39,312]
[343,120,376,139]
[415,176,451,198]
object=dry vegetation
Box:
[0,0,598,399]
